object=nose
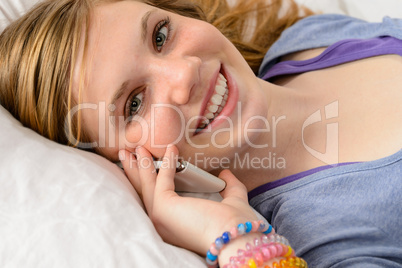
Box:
[153,55,201,105]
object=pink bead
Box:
[268,245,277,257]
[245,243,252,251]
[230,227,238,239]
[275,244,283,256]
[237,256,245,264]
[237,249,246,264]
[254,252,264,266]
[261,247,271,261]
[230,256,238,265]
[210,244,219,256]
[251,221,260,232]
[237,249,245,257]
[267,234,275,243]
[261,235,268,245]
[253,237,261,249]
[245,249,253,258]
[282,244,289,256]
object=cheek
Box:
[121,107,185,152]
[150,106,185,148]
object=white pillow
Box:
[0,0,39,31]
[337,0,402,22]
[295,0,402,22]
[0,106,206,267]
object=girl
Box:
[1,0,401,266]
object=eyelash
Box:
[125,89,146,120]
[153,16,172,52]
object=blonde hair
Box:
[0,0,312,148]
[0,0,93,146]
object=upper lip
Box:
[195,67,221,133]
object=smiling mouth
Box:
[196,72,229,133]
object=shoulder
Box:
[258,14,402,77]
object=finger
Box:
[218,169,248,202]
[154,144,178,195]
[135,146,158,212]
[119,150,141,193]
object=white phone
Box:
[117,160,226,193]
[153,160,226,193]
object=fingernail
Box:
[167,144,174,149]
[118,150,125,161]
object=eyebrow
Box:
[142,9,156,43]
[110,80,129,119]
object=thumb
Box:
[218,169,248,202]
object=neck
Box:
[230,78,324,191]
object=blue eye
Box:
[127,92,144,117]
[154,17,171,52]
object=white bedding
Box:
[1,1,401,267]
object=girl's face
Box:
[76,0,268,168]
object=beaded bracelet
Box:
[206,220,274,268]
[223,234,308,268]
[235,256,307,268]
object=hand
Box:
[119,145,260,255]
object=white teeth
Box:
[208,105,219,113]
[217,80,226,87]
[205,112,215,119]
[215,85,226,95]
[197,72,229,131]
[211,94,223,105]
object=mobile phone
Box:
[153,160,226,193]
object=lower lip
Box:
[199,67,239,133]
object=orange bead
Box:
[293,257,300,266]
[248,258,257,268]
[287,257,295,266]
[284,246,293,257]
